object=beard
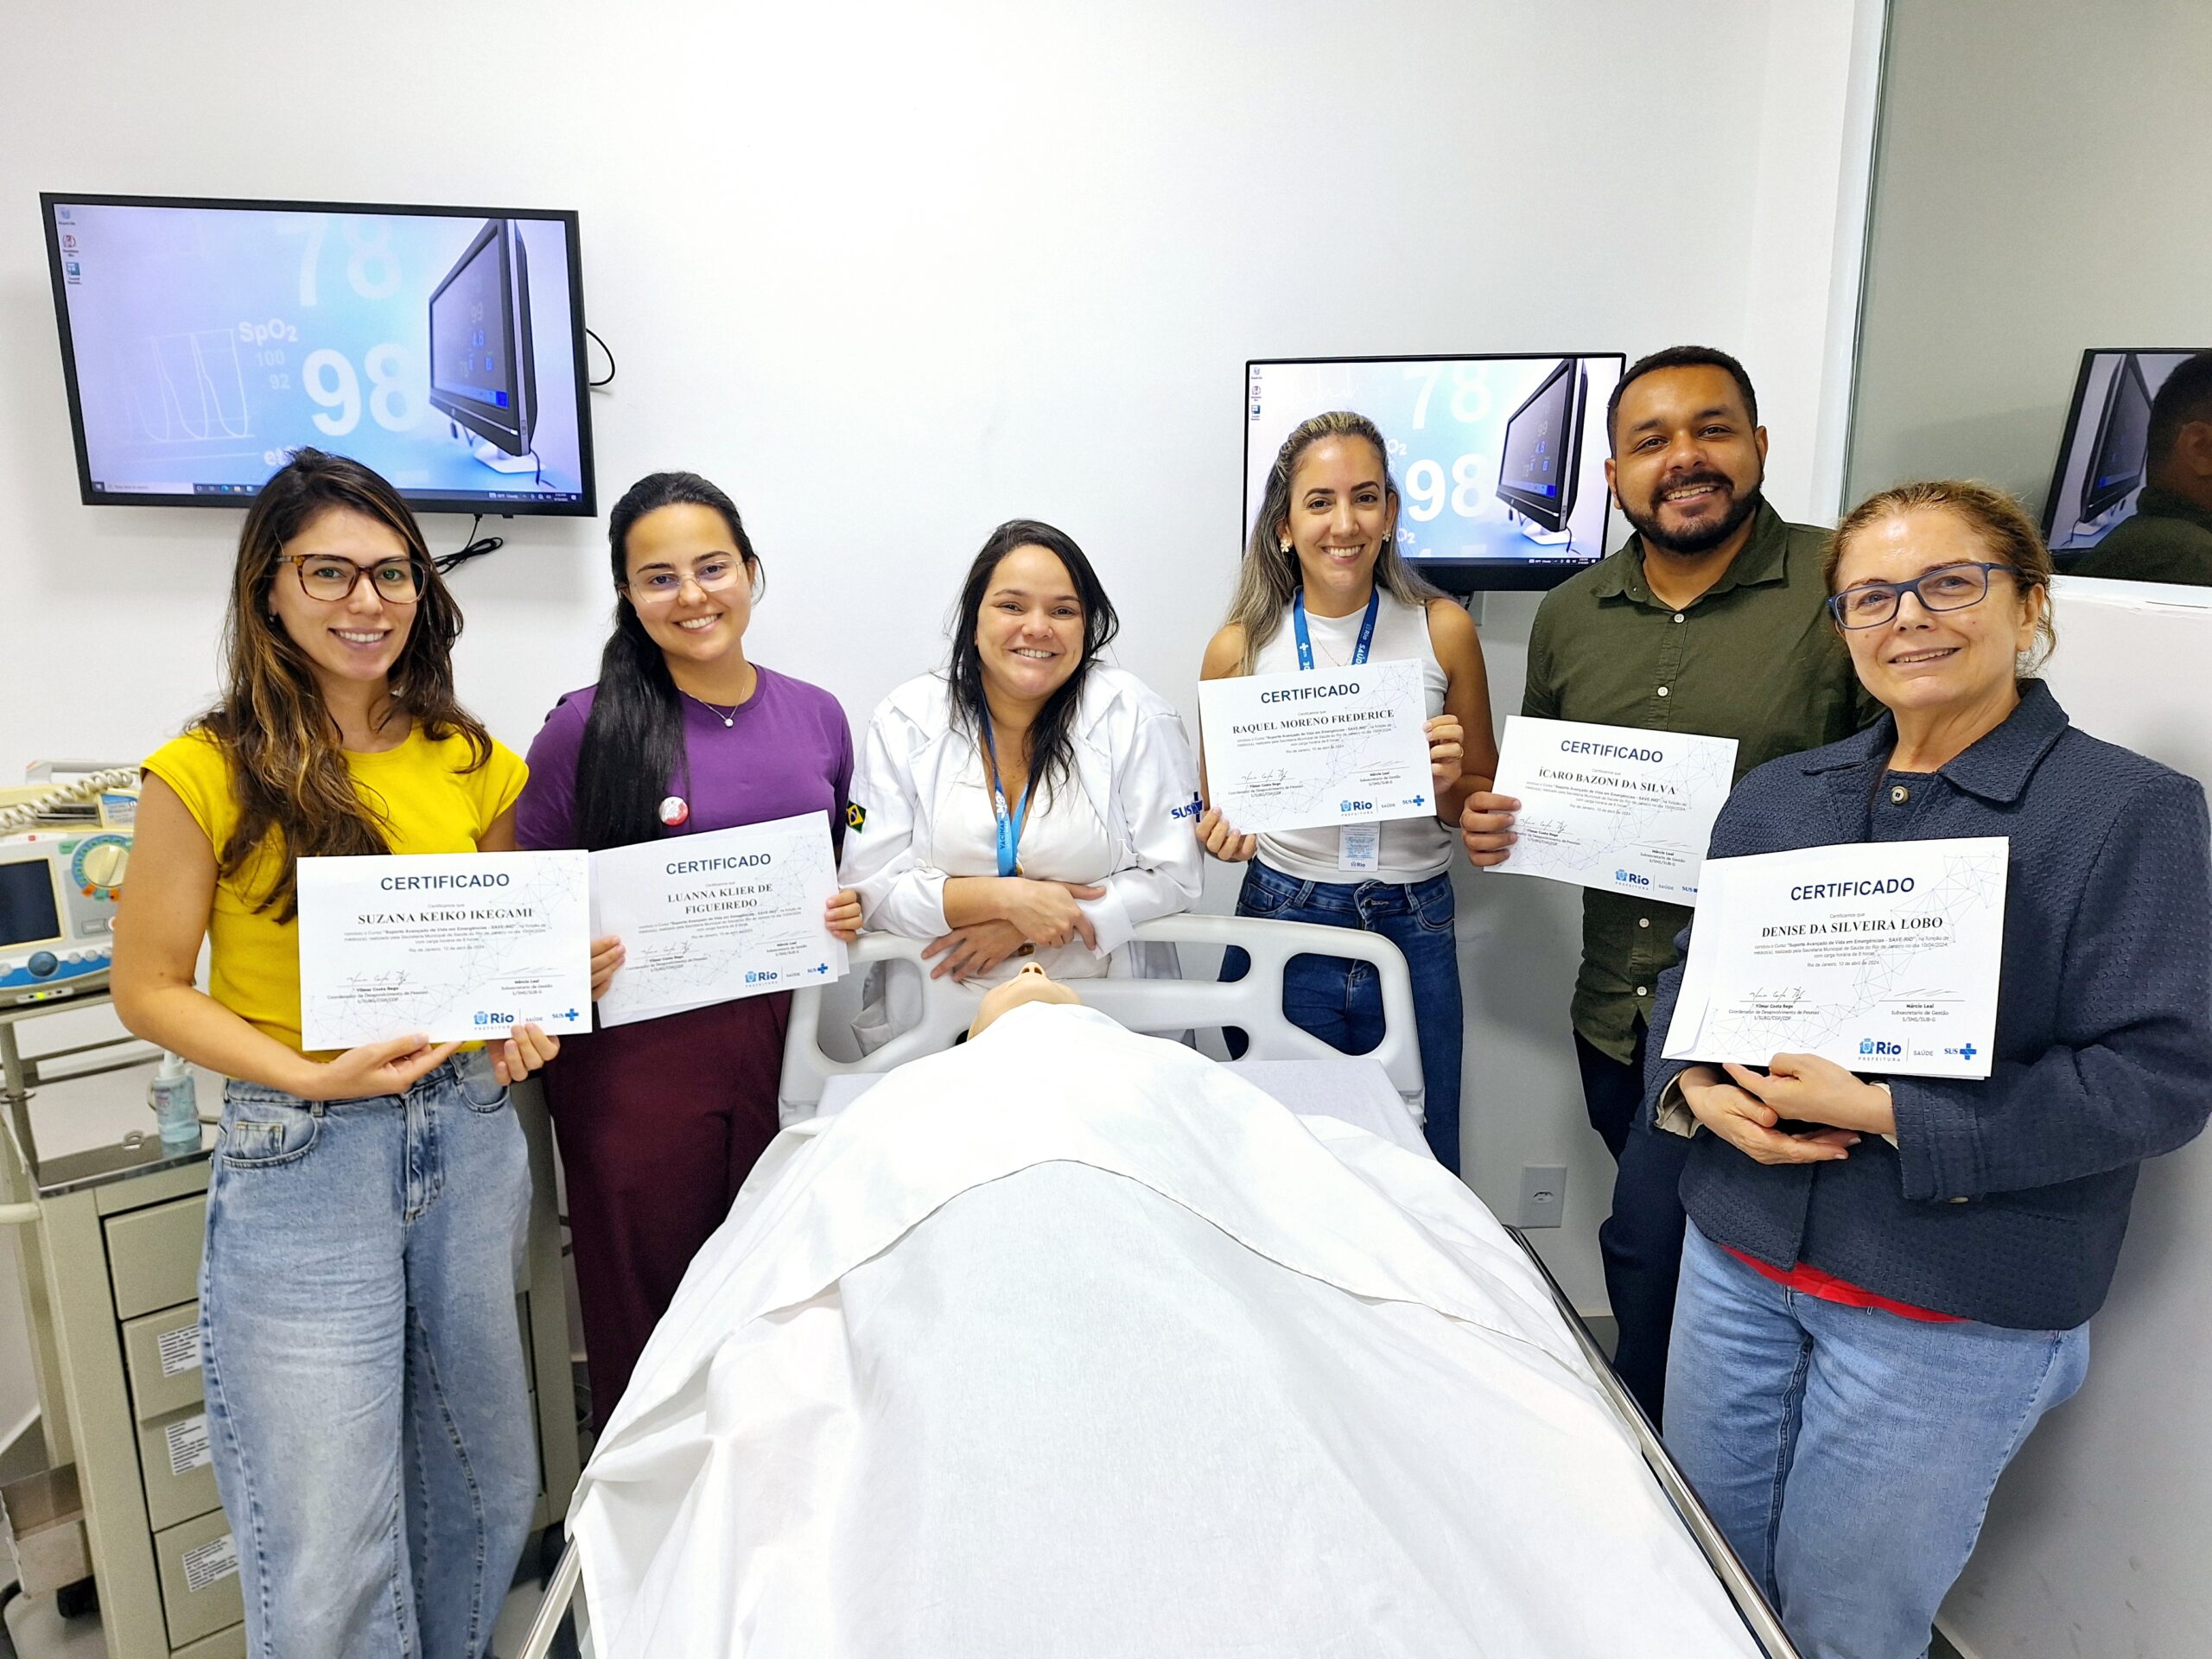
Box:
[1623,474,1764,556]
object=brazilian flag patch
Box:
[846,802,867,832]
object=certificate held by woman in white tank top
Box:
[1198,590,1450,879]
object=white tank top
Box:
[1249,590,1454,884]
[928,747,1118,982]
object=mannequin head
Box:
[968,962,1084,1039]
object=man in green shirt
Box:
[1461,346,1875,1421]
[2072,351,2212,587]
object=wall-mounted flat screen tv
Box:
[2042,348,2206,557]
[1243,353,1624,593]
[41,193,595,514]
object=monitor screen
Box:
[41,194,594,514]
[1496,359,1582,531]
[0,858,62,951]
[2083,355,2152,519]
[1245,353,1623,592]
[2042,348,2206,556]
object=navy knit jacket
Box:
[1645,681,2212,1329]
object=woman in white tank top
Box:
[1196,411,1497,1173]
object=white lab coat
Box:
[840,665,1204,995]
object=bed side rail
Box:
[1504,1225,1803,1659]
[779,914,1422,1122]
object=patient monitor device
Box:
[0,765,137,1003]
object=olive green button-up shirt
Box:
[2069,486,2212,587]
[1522,501,1878,1065]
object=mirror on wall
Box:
[1844,1,2212,585]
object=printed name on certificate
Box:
[1197,660,1435,837]
[296,850,594,1048]
[591,813,849,1027]
[1486,715,1738,903]
[1662,836,2006,1078]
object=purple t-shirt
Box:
[515,664,854,854]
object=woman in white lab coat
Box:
[842,518,1202,1042]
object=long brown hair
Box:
[1222,410,1440,672]
[194,448,491,918]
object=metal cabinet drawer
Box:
[123,1301,206,1421]
[105,1194,206,1321]
[174,1623,248,1658]
[137,1402,222,1534]
[153,1508,244,1649]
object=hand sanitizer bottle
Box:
[149,1052,200,1148]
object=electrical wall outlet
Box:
[1516,1163,1567,1228]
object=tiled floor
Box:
[3,1573,1977,1659]
[2,1555,563,1657]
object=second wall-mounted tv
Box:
[2042,348,2205,556]
[1244,353,1624,593]
[42,192,596,514]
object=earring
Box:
[1278,538,1292,555]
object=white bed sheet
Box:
[817,1051,1429,1155]
[570,1006,1758,1658]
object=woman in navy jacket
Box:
[1648,480,2211,1659]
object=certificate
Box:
[1484,716,1738,902]
[589,813,849,1028]
[1661,836,2007,1078]
[1197,660,1435,836]
[297,851,593,1049]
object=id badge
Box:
[1338,824,1380,873]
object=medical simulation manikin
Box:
[564,977,1760,1658]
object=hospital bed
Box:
[518,915,1801,1659]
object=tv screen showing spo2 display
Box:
[1244,353,1624,593]
[41,193,596,514]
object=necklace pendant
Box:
[722,715,734,728]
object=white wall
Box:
[1936,583,2212,1658]
[0,0,1874,1440]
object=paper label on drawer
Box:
[181,1531,238,1592]
[164,1413,212,1477]
[157,1325,202,1376]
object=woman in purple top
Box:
[517,471,859,1431]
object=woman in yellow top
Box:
[114,449,555,1659]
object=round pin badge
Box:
[658,796,690,827]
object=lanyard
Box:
[982,721,1039,878]
[1292,587,1380,670]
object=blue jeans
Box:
[1224,859,1463,1173]
[200,1050,537,1659]
[1666,1223,2088,1659]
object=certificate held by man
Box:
[1662,836,2007,1079]
[297,851,593,1049]
[1485,715,1738,901]
[1197,659,1435,836]
[590,813,849,1028]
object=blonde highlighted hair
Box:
[1827,479,2056,667]
[1221,410,1440,672]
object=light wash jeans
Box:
[200,1049,536,1659]
[1665,1222,2088,1659]
[1224,859,1464,1173]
